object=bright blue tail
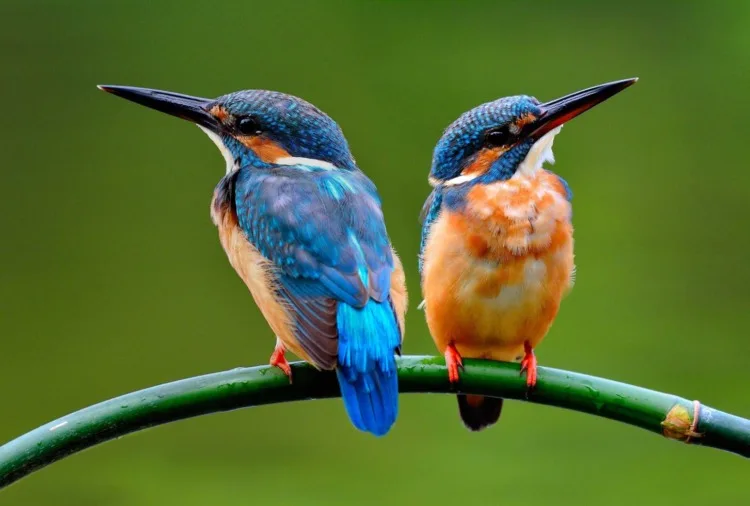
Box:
[336,299,400,437]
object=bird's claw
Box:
[445,344,463,384]
[269,344,293,383]
[520,341,537,389]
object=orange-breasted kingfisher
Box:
[98,85,407,436]
[419,78,637,431]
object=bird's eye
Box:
[484,126,513,147]
[236,116,262,136]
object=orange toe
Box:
[520,341,537,389]
[269,344,293,383]
[445,344,463,384]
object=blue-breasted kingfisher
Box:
[98,85,408,436]
[419,78,637,431]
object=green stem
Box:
[1,356,748,490]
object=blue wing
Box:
[419,188,443,274]
[232,165,395,368]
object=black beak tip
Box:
[620,77,639,88]
[604,76,639,100]
[97,85,135,100]
[97,84,138,98]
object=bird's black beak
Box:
[528,78,638,139]
[97,85,221,132]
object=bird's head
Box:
[98,85,356,172]
[429,78,637,187]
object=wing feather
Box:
[232,165,396,368]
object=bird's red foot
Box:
[520,341,537,388]
[445,344,463,384]
[269,342,292,383]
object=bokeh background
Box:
[2,0,749,504]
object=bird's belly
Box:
[453,253,568,352]
[422,181,574,361]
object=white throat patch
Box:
[516,125,562,176]
[198,125,237,174]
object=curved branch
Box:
[1,356,748,490]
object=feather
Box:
[336,299,400,436]
[229,166,403,424]
[276,277,338,369]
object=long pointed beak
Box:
[528,78,638,139]
[97,85,221,132]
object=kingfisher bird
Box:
[99,85,407,436]
[419,78,636,431]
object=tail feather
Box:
[336,299,400,436]
[457,394,503,431]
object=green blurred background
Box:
[2,0,749,504]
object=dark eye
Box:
[236,116,262,136]
[484,125,513,147]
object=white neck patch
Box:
[275,156,338,171]
[442,173,481,187]
[198,126,237,174]
[516,125,562,177]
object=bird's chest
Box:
[422,172,574,348]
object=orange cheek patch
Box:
[239,136,291,163]
[514,113,537,129]
[209,105,229,122]
[461,147,504,178]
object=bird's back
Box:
[211,166,405,365]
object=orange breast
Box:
[422,170,574,362]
